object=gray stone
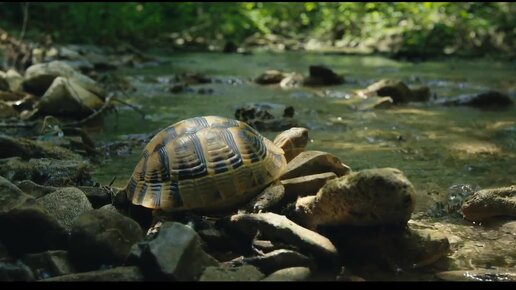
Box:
[0,157,92,187]
[281,151,351,180]
[0,176,67,255]
[5,69,24,92]
[226,213,338,262]
[294,168,416,229]
[38,187,93,232]
[262,267,311,281]
[22,250,74,280]
[41,266,144,281]
[69,209,143,271]
[77,186,113,208]
[15,180,56,199]
[128,222,218,281]
[200,265,264,281]
[282,172,337,202]
[231,249,312,274]
[0,260,35,281]
[460,185,516,221]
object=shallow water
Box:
[91,52,516,280]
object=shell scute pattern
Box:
[125,116,287,212]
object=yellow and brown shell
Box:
[124,116,287,213]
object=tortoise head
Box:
[273,127,309,162]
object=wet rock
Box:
[230,249,312,275]
[127,222,218,281]
[439,91,513,109]
[22,250,74,280]
[23,61,105,97]
[262,267,311,281]
[15,180,56,199]
[169,83,189,93]
[282,172,337,203]
[235,102,298,132]
[254,70,287,85]
[77,186,113,208]
[303,65,344,86]
[280,73,304,88]
[0,135,82,160]
[0,72,9,91]
[281,151,351,180]
[411,86,431,102]
[41,266,144,281]
[460,185,516,221]
[36,76,105,117]
[436,269,516,282]
[294,168,415,229]
[225,213,338,262]
[38,187,93,232]
[0,176,67,255]
[356,96,393,110]
[222,41,239,53]
[324,226,450,271]
[0,101,17,118]
[177,72,211,85]
[360,79,413,104]
[246,183,285,213]
[69,209,143,271]
[200,265,264,281]
[0,157,92,186]
[5,69,24,92]
[0,260,35,281]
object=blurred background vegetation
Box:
[0,2,514,58]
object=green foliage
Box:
[0,2,513,56]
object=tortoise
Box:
[117,116,309,214]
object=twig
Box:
[111,96,146,120]
[65,95,114,127]
[19,2,30,41]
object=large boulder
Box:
[0,176,67,255]
[460,185,516,221]
[294,168,416,229]
[69,209,143,270]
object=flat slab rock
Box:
[226,213,338,261]
[40,266,144,281]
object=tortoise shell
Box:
[125,116,287,212]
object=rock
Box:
[303,65,344,86]
[36,76,105,118]
[225,213,338,262]
[0,101,17,118]
[246,183,285,213]
[280,73,304,88]
[0,135,82,160]
[281,151,351,180]
[356,96,393,110]
[360,79,413,104]
[40,266,144,281]
[15,180,56,199]
[254,70,287,85]
[230,249,312,275]
[200,265,264,281]
[460,185,516,221]
[439,91,513,109]
[324,226,450,271]
[5,69,24,92]
[222,41,239,53]
[23,61,105,97]
[272,127,309,162]
[127,222,218,281]
[262,267,311,281]
[0,157,92,187]
[0,176,67,255]
[436,269,516,282]
[22,250,75,280]
[77,186,113,208]
[294,168,416,229]
[282,172,337,203]
[0,91,25,102]
[0,260,35,281]
[410,86,431,102]
[69,209,143,271]
[38,187,93,232]
[0,72,9,91]
[235,102,299,132]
